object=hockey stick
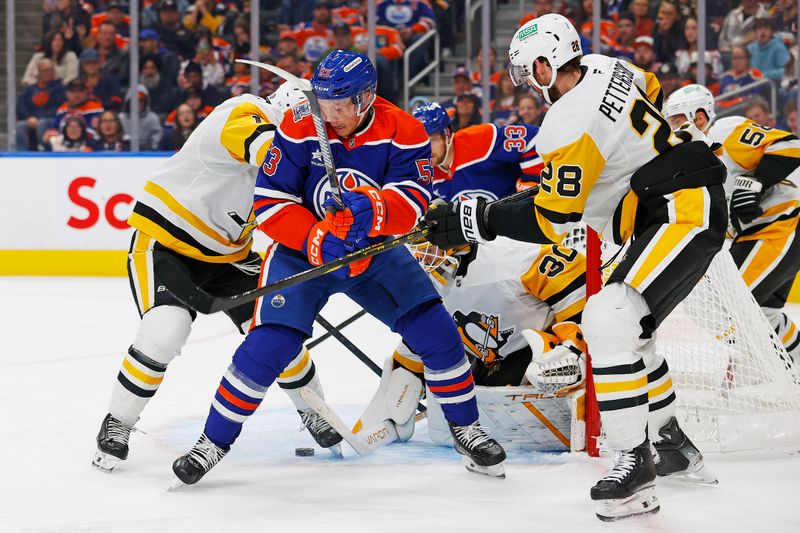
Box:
[160,187,540,315]
[314,314,383,376]
[306,309,368,349]
[156,227,431,315]
[237,59,344,210]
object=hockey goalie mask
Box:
[408,242,466,281]
[508,14,582,104]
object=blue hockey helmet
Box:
[413,102,451,136]
[312,50,377,104]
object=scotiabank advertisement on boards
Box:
[0,155,162,250]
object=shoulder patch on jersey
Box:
[292,101,312,122]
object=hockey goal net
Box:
[573,226,800,454]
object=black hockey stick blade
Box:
[160,227,431,315]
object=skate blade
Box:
[326,443,343,458]
[167,476,187,492]
[92,450,121,473]
[595,486,660,522]
[663,461,719,485]
[463,457,506,479]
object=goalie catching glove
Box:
[521,329,586,395]
[423,198,495,250]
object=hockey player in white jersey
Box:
[92,86,341,473]
[422,14,727,521]
[663,85,800,362]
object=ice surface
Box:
[2,277,799,532]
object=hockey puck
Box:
[295,447,315,457]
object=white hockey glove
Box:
[522,330,586,395]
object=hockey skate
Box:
[653,417,718,485]
[449,421,507,478]
[92,413,135,473]
[171,433,229,486]
[591,439,660,522]
[299,409,343,457]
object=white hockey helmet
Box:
[265,82,309,125]
[508,13,582,104]
[662,84,717,128]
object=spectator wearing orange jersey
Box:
[225,60,252,97]
[50,78,104,136]
[470,47,500,85]
[164,88,214,129]
[350,25,405,62]
[290,1,335,63]
[332,22,403,103]
[91,3,131,37]
[333,4,362,26]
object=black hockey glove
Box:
[730,176,764,233]
[423,198,495,250]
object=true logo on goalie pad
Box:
[271,294,286,308]
[453,310,515,364]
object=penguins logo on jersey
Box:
[453,310,515,364]
[312,168,380,218]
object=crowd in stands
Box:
[13,0,800,152]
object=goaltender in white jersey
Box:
[93,87,343,473]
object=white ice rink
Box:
[2,276,800,532]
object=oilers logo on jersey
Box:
[311,168,381,218]
[454,310,515,364]
[452,189,500,202]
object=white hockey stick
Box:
[236,59,344,210]
[299,387,426,455]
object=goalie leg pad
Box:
[109,305,193,425]
[355,357,423,442]
[583,283,652,451]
